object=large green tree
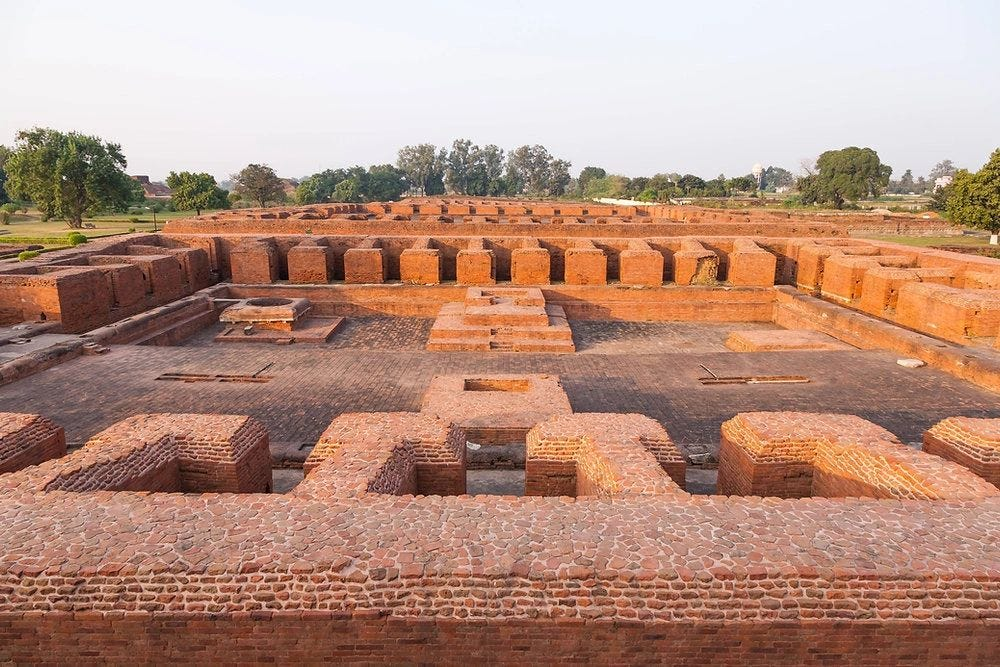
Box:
[232,163,285,208]
[366,164,408,201]
[505,145,571,196]
[798,147,891,208]
[946,148,1000,245]
[4,128,136,227]
[165,171,229,215]
[396,144,446,196]
[761,166,795,192]
[576,166,607,197]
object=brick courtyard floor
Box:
[4,318,997,459]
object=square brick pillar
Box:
[619,240,663,287]
[727,239,778,287]
[564,240,607,285]
[673,240,718,285]
[512,240,550,285]
[287,239,333,284]
[456,238,495,285]
[400,238,441,285]
[344,238,386,284]
[230,239,279,284]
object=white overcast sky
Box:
[3,0,998,181]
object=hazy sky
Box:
[3,0,998,182]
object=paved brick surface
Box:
[3,320,997,456]
[571,321,778,354]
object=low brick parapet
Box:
[924,416,1000,487]
[717,412,999,500]
[0,413,66,475]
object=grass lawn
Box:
[0,209,219,249]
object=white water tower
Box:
[751,163,764,190]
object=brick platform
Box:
[725,329,852,352]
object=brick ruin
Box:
[1,198,999,663]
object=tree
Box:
[946,149,1000,245]
[798,147,891,208]
[165,171,229,215]
[677,174,706,194]
[396,144,446,196]
[548,158,572,196]
[929,159,957,181]
[0,145,10,206]
[760,166,794,192]
[505,145,571,197]
[231,163,285,208]
[332,178,361,203]
[577,166,607,196]
[366,164,408,201]
[445,139,476,195]
[727,175,757,193]
[478,144,506,196]
[4,128,135,228]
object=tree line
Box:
[0,127,996,242]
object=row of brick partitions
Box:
[164,198,959,238]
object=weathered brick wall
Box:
[344,237,386,284]
[0,413,271,494]
[2,616,996,665]
[717,412,999,500]
[525,413,686,497]
[303,412,466,496]
[0,413,66,475]
[924,417,1000,487]
[455,237,495,285]
[3,410,1000,662]
[0,237,219,333]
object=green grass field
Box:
[0,209,222,250]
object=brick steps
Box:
[427,337,575,353]
[427,294,575,352]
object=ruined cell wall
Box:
[2,410,1000,663]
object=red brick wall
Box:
[3,616,995,666]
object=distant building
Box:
[934,175,953,191]
[130,175,172,199]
